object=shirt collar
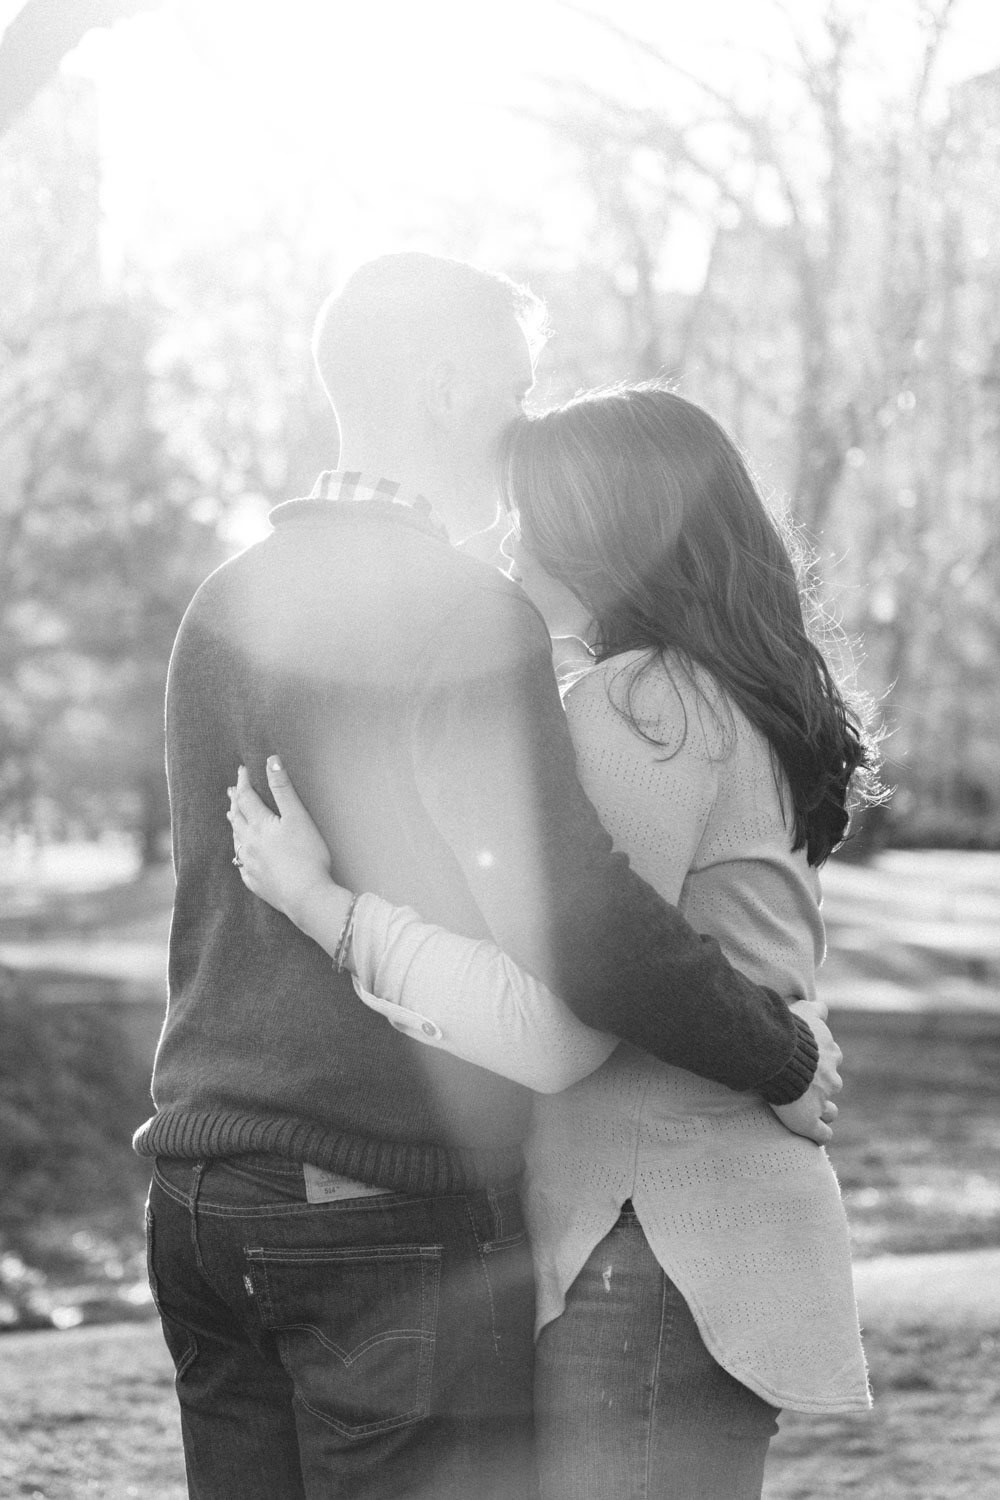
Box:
[308,470,449,541]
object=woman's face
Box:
[502,526,592,640]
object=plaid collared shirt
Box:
[310,470,449,542]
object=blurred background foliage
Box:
[0,0,998,859]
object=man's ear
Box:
[423,358,460,428]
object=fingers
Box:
[819,1060,844,1096]
[265,755,305,816]
[793,1114,833,1147]
[230,765,273,826]
[227,798,248,842]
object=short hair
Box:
[312,252,547,425]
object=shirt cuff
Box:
[757,1012,820,1104]
[352,980,444,1044]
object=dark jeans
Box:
[534,1208,780,1500]
[146,1155,537,1500]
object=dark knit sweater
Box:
[133,490,817,1193]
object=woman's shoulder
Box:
[564,648,732,760]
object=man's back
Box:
[139,493,544,1190]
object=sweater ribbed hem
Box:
[132,1108,523,1196]
[757,1013,820,1104]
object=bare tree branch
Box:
[912,0,959,120]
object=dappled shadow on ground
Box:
[828,1014,1000,1260]
[819,849,1000,1014]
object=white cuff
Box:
[352,980,444,1044]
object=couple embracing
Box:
[136,252,873,1500]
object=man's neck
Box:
[335,447,486,544]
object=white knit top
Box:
[350,649,870,1414]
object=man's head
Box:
[312,253,546,537]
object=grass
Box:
[1,846,999,1493]
[0,1323,185,1500]
[765,1325,1000,1499]
[0,1320,997,1500]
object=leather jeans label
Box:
[302,1163,394,1203]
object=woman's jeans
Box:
[146,1155,536,1500]
[534,1207,779,1500]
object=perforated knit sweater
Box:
[350,650,871,1413]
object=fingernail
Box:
[268,756,282,772]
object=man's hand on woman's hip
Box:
[769,999,843,1146]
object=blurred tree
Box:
[153,208,340,512]
[0,77,221,859]
[1,295,223,858]
[0,0,161,139]
[533,0,999,846]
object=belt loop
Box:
[188,1160,209,1275]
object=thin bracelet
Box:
[333,892,361,973]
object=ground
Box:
[1,1319,998,1499]
[0,844,998,1495]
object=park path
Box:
[818,850,1000,1018]
[854,1247,1000,1327]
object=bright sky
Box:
[3,0,1000,288]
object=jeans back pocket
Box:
[245,1243,442,1437]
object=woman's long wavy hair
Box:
[498,383,879,867]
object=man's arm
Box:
[411,580,830,1115]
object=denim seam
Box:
[284,1349,432,1437]
[144,1198,164,1319]
[193,1199,401,1220]
[463,1199,502,1360]
[190,1190,458,1219]
[245,1245,442,1265]
[146,1184,200,1380]
[645,1263,674,1500]
[254,1247,441,1436]
[151,1162,197,1210]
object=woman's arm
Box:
[349,893,617,1091]
[228,759,617,1091]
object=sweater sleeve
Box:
[345,669,722,1091]
[410,581,817,1104]
[349,893,618,1092]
